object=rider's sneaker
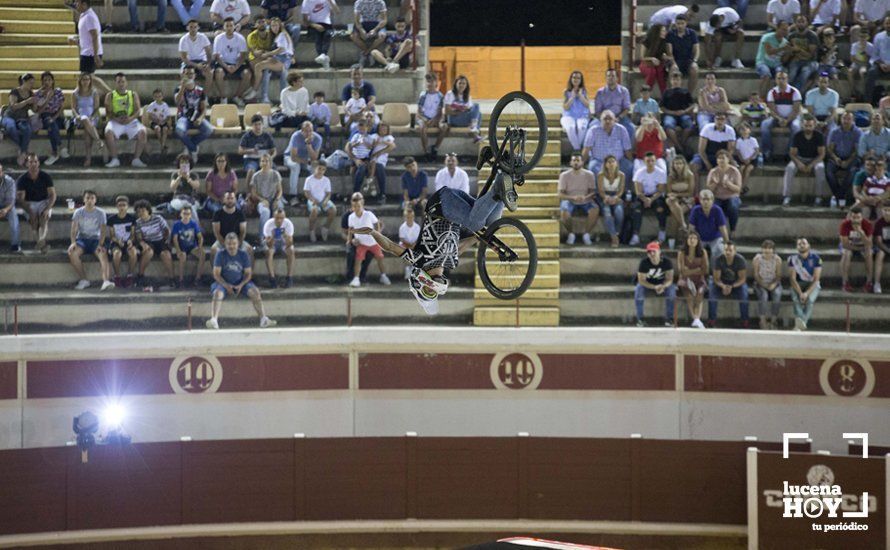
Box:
[496,173,518,212]
[476,145,494,170]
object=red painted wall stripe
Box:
[0,362,17,400]
[684,356,825,395]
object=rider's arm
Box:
[366,228,406,256]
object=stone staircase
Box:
[0,0,73,88]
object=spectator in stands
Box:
[304,160,336,242]
[262,207,295,288]
[753,239,783,329]
[401,156,429,213]
[597,155,627,248]
[246,14,274,83]
[766,0,801,29]
[3,74,35,167]
[211,191,252,261]
[755,21,791,98]
[703,7,746,69]
[691,111,736,181]
[814,28,840,86]
[212,17,251,107]
[434,152,470,194]
[71,0,109,95]
[707,150,743,236]
[697,72,731,129]
[133,199,174,288]
[559,153,599,245]
[398,208,420,279]
[207,232,277,329]
[351,0,387,66]
[762,70,803,161]
[826,111,862,208]
[630,152,669,246]
[639,24,672,95]
[593,69,635,139]
[852,0,886,41]
[634,241,676,327]
[342,193,373,283]
[649,4,700,27]
[175,66,213,165]
[106,195,137,287]
[169,153,201,216]
[103,73,147,168]
[371,17,419,73]
[741,90,769,128]
[417,73,445,160]
[786,14,820,91]
[0,165,19,253]
[171,0,205,29]
[303,0,340,70]
[708,241,749,328]
[345,86,369,128]
[252,17,295,104]
[561,71,591,152]
[284,120,322,205]
[205,154,240,214]
[784,113,827,206]
[690,189,729,262]
[852,154,878,200]
[840,206,875,291]
[16,154,55,253]
[666,156,696,236]
[249,153,285,245]
[366,122,396,203]
[179,21,214,91]
[309,91,332,149]
[34,72,66,166]
[341,66,377,111]
[661,71,696,157]
[442,75,483,143]
[734,122,763,193]
[69,73,104,167]
[273,72,309,131]
[788,236,822,329]
[347,192,390,287]
[848,31,875,101]
[872,200,890,293]
[718,0,749,18]
[171,204,205,287]
[109,0,167,33]
[68,189,114,291]
[239,114,277,188]
[677,230,708,328]
[582,110,634,182]
[346,118,378,195]
[805,73,840,138]
[879,93,890,125]
[262,0,302,47]
[146,89,171,155]
[632,86,660,126]
[666,14,700,92]
[210,0,251,34]
[810,0,842,31]
[858,112,890,159]
[634,114,667,173]
[854,157,890,217]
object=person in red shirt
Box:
[872,200,890,294]
[839,206,874,292]
[634,113,666,174]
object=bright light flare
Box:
[101,403,126,429]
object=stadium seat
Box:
[326,102,342,128]
[382,102,411,130]
[243,103,272,126]
[209,104,242,134]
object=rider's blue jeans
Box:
[438,176,504,232]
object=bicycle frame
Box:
[478,127,526,198]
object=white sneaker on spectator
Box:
[259,316,277,328]
[309,230,317,242]
[220,97,228,104]
[321,227,329,241]
[582,233,593,245]
[45,155,59,166]
[60,147,70,159]
[386,62,399,73]
[191,148,199,165]
[691,318,705,329]
[782,196,791,207]
[105,157,121,168]
[233,97,245,108]
[813,197,822,207]
[566,233,576,245]
[131,158,147,168]
[349,276,361,287]
[321,54,331,70]
[657,230,666,242]
[829,196,838,208]
[380,273,391,285]
[243,88,257,100]
[75,279,91,290]
[315,53,326,65]
[874,282,882,294]
[100,280,115,291]
[793,317,807,331]
[713,56,723,67]
[839,199,847,208]
[731,58,744,69]
[206,317,219,329]
[629,234,640,246]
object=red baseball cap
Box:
[645,242,661,252]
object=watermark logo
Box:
[490,352,543,390]
[169,355,223,394]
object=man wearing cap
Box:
[634,241,676,327]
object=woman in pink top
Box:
[204,153,241,214]
[706,150,742,236]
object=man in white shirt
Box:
[704,7,746,69]
[630,152,669,246]
[302,0,341,69]
[809,0,841,28]
[211,18,251,107]
[210,0,251,34]
[434,153,470,194]
[69,0,110,94]
[346,192,390,287]
[649,4,700,27]
[262,208,295,288]
[179,19,213,85]
[303,160,336,242]
[766,0,802,29]
[852,0,889,41]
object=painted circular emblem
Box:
[819,358,874,397]
[490,352,543,390]
[169,355,223,394]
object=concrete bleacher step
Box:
[0,19,71,35]
[0,7,71,22]
[0,33,69,46]
[0,57,78,71]
[474,306,560,326]
[503,206,557,219]
[0,45,79,58]
[0,0,67,8]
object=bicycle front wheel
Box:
[476,217,538,300]
[488,91,547,176]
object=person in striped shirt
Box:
[133,199,175,288]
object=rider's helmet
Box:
[407,267,449,315]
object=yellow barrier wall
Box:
[428,46,622,100]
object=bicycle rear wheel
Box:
[488,91,547,176]
[476,217,538,300]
